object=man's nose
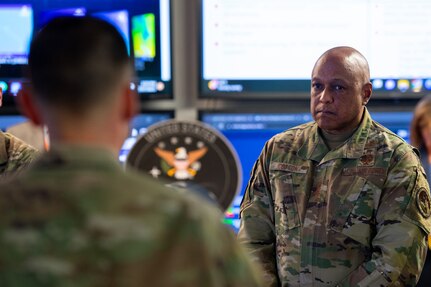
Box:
[319,88,333,103]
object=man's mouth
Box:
[316,109,335,115]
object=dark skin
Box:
[310,47,373,135]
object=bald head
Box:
[313,46,370,85]
[310,46,373,134]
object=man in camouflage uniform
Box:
[0,17,262,287]
[0,88,37,178]
[238,46,431,286]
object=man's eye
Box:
[312,83,322,90]
[333,85,345,91]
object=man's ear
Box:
[122,83,139,121]
[0,87,3,107]
[17,85,43,126]
[362,82,372,105]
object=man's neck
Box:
[49,135,119,156]
[320,128,356,150]
[47,122,124,156]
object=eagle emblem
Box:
[154,146,208,180]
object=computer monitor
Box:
[0,0,172,107]
[119,112,173,163]
[200,0,431,99]
[131,0,172,99]
[201,110,413,232]
[0,4,33,106]
[0,5,32,67]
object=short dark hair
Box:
[28,16,130,111]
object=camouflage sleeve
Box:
[8,144,37,174]
[0,133,38,178]
[338,146,431,287]
[238,140,279,287]
[210,220,265,287]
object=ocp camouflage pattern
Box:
[0,132,37,178]
[239,109,431,286]
[0,145,263,287]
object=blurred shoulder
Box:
[4,132,38,159]
[121,168,227,229]
[0,132,38,176]
[120,169,250,264]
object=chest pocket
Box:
[269,162,308,231]
[330,175,382,246]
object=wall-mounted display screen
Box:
[130,0,171,98]
[201,111,412,232]
[0,0,172,108]
[0,4,33,67]
[0,4,33,105]
[201,0,431,99]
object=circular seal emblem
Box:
[416,187,431,218]
[126,120,242,211]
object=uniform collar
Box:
[297,108,371,163]
[33,144,122,172]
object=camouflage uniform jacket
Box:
[238,109,431,287]
[0,131,37,178]
[0,145,263,287]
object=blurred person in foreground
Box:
[0,88,37,178]
[410,95,431,287]
[0,17,262,287]
[238,46,431,286]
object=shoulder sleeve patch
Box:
[416,187,431,219]
[403,168,431,234]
